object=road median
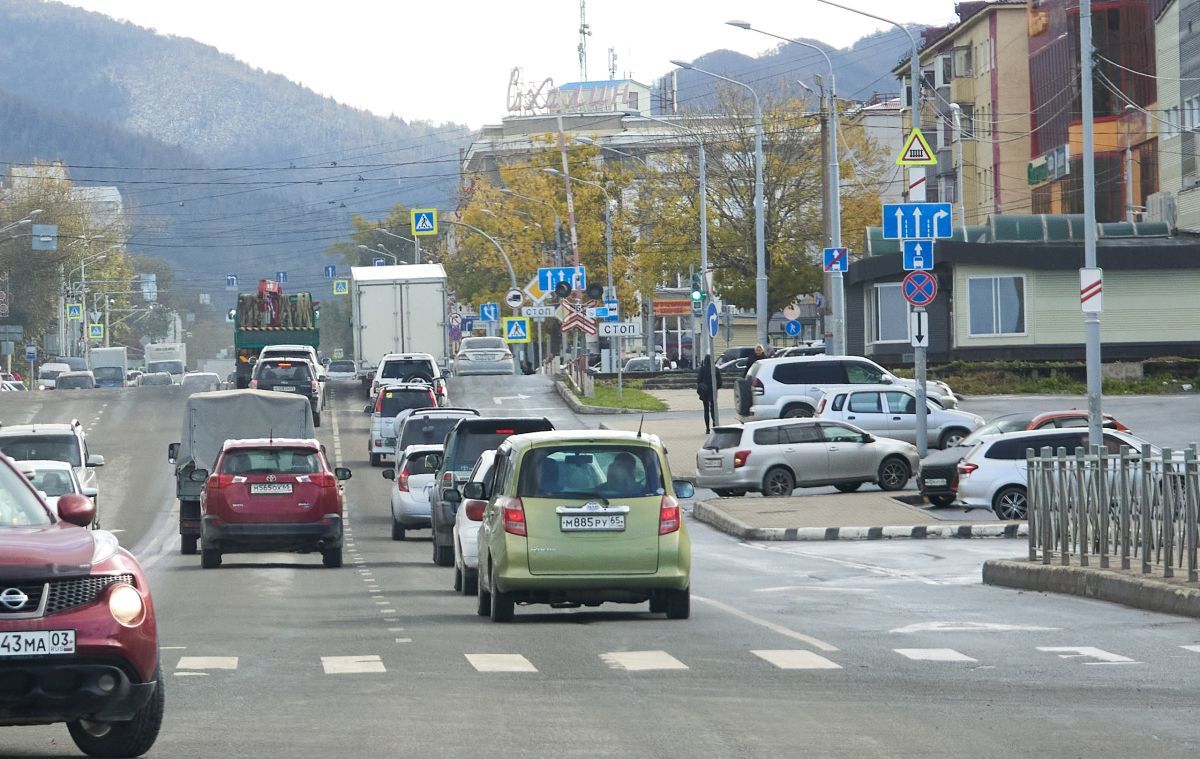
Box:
[983,558,1200,618]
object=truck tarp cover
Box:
[179,389,315,468]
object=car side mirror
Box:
[674,479,696,499]
[364,404,374,414]
[57,494,96,528]
[82,486,99,499]
[862,434,875,443]
[880,376,894,384]
[318,376,327,382]
[86,454,105,468]
[190,469,210,482]
[382,469,395,480]
[460,482,485,500]
[167,442,180,465]
[443,487,462,504]
[335,467,352,481]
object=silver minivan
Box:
[816,385,984,450]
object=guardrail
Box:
[1027,444,1200,582]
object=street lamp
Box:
[375,228,419,264]
[670,58,768,347]
[574,136,651,168]
[727,20,845,356]
[357,244,398,265]
[0,209,43,237]
[442,219,521,377]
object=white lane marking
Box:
[890,622,1060,634]
[465,654,537,673]
[321,655,386,674]
[1181,645,1200,653]
[369,589,382,594]
[388,627,405,632]
[754,585,875,594]
[1036,646,1138,664]
[159,646,187,650]
[752,650,842,670]
[740,542,946,586]
[692,594,839,652]
[895,648,977,663]
[380,608,397,614]
[384,617,400,622]
[174,672,209,677]
[600,650,688,672]
[395,638,412,643]
[108,529,125,534]
[176,656,238,670]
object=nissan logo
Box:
[0,588,29,610]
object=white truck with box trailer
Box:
[88,346,128,388]
[144,342,187,382]
[350,264,449,389]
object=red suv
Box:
[198,438,351,569]
[0,456,163,757]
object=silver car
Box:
[383,445,443,540]
[695,418,919,497]
[816,385,984,450]
[453,337,514,376]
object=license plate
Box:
[0,630,75,657]
[250,483,293,494]
[924,478,948,487]
[561,514,625,531]
[274,385,295,392]
[704,459,723,470]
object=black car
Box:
[251,358,322,426]
[428,416,554,566]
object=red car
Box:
[0,455,162,757]
[198,438,351,569]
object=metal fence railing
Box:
[1027,445,1200,582]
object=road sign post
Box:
[902,240,934,271]
[505,288,524,310]
[479,303,500,322]
[899,271,938,457]
[882,203,953,240]
[1080,267,1103,313]
[822,247,848,273]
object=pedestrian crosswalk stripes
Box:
[321,655,386,674]
[752,650,842,670]
[600,650,688,671]
[466,653,537,672]
[176,656,238,671]
[894,648,977,663]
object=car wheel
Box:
[462,568,478,596]
[834,482,863,493]
[992,486,1028,520]
[782,405,814,419]
[180,535,198,555]
[391,521,405,541]
[453,565,463,592]
[322,545,343,568]
[927,494,956,508]
[939,427,970,449]
[200,548,221,569]
[476,566,492,617]
[762,467,795,497]
[489,566,514,623]
[665,588,690,620]
[434,542,454,567]
[649,594,667,614]
[68,665,164,758]
[877,457,911,492]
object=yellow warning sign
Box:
[896,128,937,166]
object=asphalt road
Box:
[2,379,1199,757]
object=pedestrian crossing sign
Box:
[88,323,104,340]
[411,208,438,236]
[333,278,350,295]
[66,303,83,321]
[503,316,531,344]
[896,128,937,166]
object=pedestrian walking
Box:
[696,355,722,434]
[746,343,767,371]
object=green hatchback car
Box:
[466,430,694,622]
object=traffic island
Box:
[983,558,1200,619]
[694,494,1026,542]
[554,377,667,414]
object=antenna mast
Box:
[577,0,591,80]
[608,47,617,80]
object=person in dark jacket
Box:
[697,355,722,434]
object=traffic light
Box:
[585,283,604,300]
[690,273,704,317]
[554,281,572,299]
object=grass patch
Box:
[582,381,669,411]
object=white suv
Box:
[0,420,104,501]
[816,386,983,450]
[956,428,1149,519]
[736,355,958,421]
[371,353,446,405]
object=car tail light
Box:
[733,450,751,468]
[751,377,764,395]
[374,439,383,448]
[311,380,319,394]
[958,462,978,476]
[502,351,513,359]
[498,496,525,536]
[442,471,454,488]
[659,495,680,535]
[312,472,337,488]
[465,500,485,521]
[210,473,237,489]
[397,468,410,492]
[817,397,826,413]
[249,379,258,389]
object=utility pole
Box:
[1080,0,1104,446]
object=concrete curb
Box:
[553,377,644,415]
[692,500,1028,542]
[982,559,1200,618]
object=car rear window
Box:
[329,361,356,372]
[462,337,506,350]
[258,362,312,383]
[517,445,664,499]
[147,360,185,375]
[399,415,468,449]
[29,468,74,497]
[220,448,321,474]
[703,428,743,450]
[0,463,51,527]
[404,451,442,476]
[57,375,95,389]
[0,435,82,467]
[445,419,554,472]
[93,367,124,382]
[378,388,435,416]
[381,359,434,381]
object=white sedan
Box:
[453,450,496,596]
[18,459,97,527]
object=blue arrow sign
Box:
[902,239,934,271]
[275,271,288,284]
[823,247,848,273]
[461,319,473,333]
[323,265,337,278]
[784,319,802,337]
[373,257,386,267]
[479,303,500,322]
[882,202,953,240]
[225,274,238,289]
[706,302,720,338]
[537,266,587,293]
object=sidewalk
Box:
[598,412,730,475]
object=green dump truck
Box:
[233,279,319,388]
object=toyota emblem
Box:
[266,474,277,482]
[0,587,29,610]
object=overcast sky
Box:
[60,0,957,127]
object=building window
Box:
[968,276,1026,336]
[871,283,910,343]
[958,103,975,140]
[954,46,973,78]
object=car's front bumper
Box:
[201,514,342,551]
[0,659,157,726]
